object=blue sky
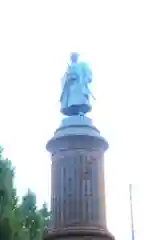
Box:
[0,1,160,240]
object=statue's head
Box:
[70,52,79,63]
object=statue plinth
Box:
[45,115,115,240]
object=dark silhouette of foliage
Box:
[0,146,51,240]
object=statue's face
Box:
[70,52,79,63]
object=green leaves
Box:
[0,146,50,240]
[21,189,37,215]
[0,147,14,240]
[39,202,50,226]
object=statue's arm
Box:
[83,63,92,83]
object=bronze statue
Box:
[60,53,94,116]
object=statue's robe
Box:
[60,62,92,116]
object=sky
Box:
[0,1,160,240]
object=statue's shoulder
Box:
[78,61,91,71]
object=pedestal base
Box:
[45,227,115,240]
[45,116,115,240]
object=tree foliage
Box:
[0,146,50,240]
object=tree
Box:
[39,202,51,238]
[0,146,50,240]
[39,202,50,228]
[20,189,45,240]
[0,146,15,240]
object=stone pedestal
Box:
[45,116,115,240]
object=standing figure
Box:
[60,52,93,116]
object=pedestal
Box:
[45,116,115,240]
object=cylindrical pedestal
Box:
[45,116,115,240]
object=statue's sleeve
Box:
[83,63,92,84]
[61,76,66,89]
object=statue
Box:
[60,53,94,116]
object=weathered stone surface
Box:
[45,116,115,240]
